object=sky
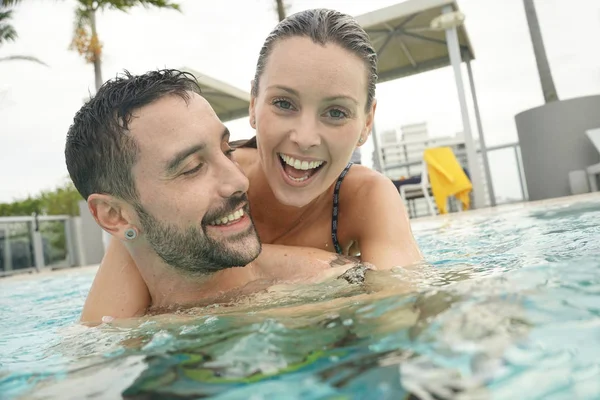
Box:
[1,0,599,203]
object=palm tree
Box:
[523,0,558,103]
[0,7,16,43]
[275,0,286,22]
[69,1,180,93]
[0,5,46,65]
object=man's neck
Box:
[126,242,264,309]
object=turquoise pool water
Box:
[1,197,599,399]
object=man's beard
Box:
[134,195,261,275]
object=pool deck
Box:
[0,264,99,282]
[2,192,599,282]
[411,191,600,224]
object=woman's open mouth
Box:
[278,153,326,186]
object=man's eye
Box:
[224,148,236,159]
[182,164,203,176]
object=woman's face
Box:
[250,36,376,208]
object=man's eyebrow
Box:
[222,127,230,142]
[165,143,205,175]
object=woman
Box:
[83,8,423,320]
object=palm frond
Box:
[0,8,14,21]
[73,5,91,31]
[0,7,17,45]
[0,24,17,43]
[97,0,180,13]
[0,10,17,45]
[0,0,22,7]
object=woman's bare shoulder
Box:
[341,165,400,209]
[345,164,394,189]
[232,147,258,172]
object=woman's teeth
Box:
[289,175,309,182]
[279,154,324,170]
[210,209,244,226]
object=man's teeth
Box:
[279,154,324,170]
[211,209,244,226]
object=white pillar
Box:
[443,5,486,209]
[2,227,12,272]
[31,215,44,272]
[32,231,45,272]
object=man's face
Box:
[128,92,261,274]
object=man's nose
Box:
[216,154,249,199]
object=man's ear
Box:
[249,80,257,129]
[88,194,136,241]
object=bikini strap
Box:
[332,162,353,254]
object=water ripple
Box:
[1,200,599,399]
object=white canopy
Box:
[355,0,476,83]
[181,67,250,122]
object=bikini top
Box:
[331,162,353,254]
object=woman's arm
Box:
[80,240,363,323]
[254,243,365,283]
[80,236,151,324]
[345,170,424,270]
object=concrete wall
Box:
[515,95,600,201]
[77,200,105,265]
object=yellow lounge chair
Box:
[423,147,472,214]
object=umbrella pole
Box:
[443,5,486,209]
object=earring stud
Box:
[124,228,137,240]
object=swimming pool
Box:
[1,194,599,399]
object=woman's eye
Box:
[273,99,294,110]
[326,108,348,119]
[182,164,203,176]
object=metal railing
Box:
[0,214,76,277]
[381,141,528,216]
[484,142,528,202]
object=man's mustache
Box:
[202,194,249,225]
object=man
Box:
[65,69,366,322]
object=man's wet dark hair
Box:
[65,69,202,202]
